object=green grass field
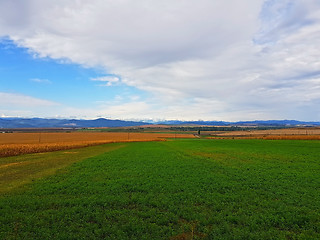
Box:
[1,139,320,239]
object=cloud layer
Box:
[0,92,59,117]
[1,0,320,120]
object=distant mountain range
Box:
[158,120,320,126]
[0,118,150,128]
[1,118,320,129]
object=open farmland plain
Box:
[1,139,319,239]
[0,132,195,157]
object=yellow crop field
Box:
[210,127,320,139]
[263,135,320,140]
[0,132,195,157]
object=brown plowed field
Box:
[0,132,195,157]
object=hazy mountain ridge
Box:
[158,120,320,126]
[0,118,150,128]
[1,118,320,128]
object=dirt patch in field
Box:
[191,151,227,160]
[0,161,32,169]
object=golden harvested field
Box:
[210,127,320,139]
[263,135,320,140]
[0,132,195,157]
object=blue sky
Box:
[0,38,149,118]
[0,0,320,121]
[1,39,101,105]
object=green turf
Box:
[1,139,319,239]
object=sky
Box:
[0,0,320,121]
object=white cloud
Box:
[90,76,120,86]
[91,76,119,82]
[0,92,58,107]
[30,78,52,84]
[0,92,61,118]
[0,0,320,120]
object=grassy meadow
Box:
[1,139,320,239]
